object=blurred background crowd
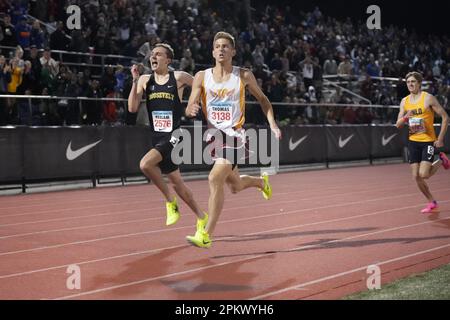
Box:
[0,0,448,126]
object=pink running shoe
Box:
[439,152,449,170]
[421,201,438,214]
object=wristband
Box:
[402,116,409,123]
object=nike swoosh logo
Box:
[289,135,308,151]
[66,140,102,160]
[338,134,354,148]
[167,85,173,88]
[381,133,398,146]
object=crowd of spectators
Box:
[0,0,448,126]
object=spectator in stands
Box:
[114,65,126,95]
[356,107,374,124]
[267,72,284,102]
[342,106,357,124]
[39,47,59,77]
[337,55,353,76]
[270,52,282,71]
[65,73,82,125]
[179,48,195,74]
[299,55,315,89]
[121,36,140,58]
[325,107,339,125]
[360,73,374,101]
[323,54,338,76]
[252,44,265,66]
[68,29,90,55]
[9,2,27,25]
[366,54,381,77]
[49,21,69,51]
[0,13,17,47]
[118,18,131,48]
[304,86,319,123]
[38,87,59,125]
[100,65,116,96]
[103,91,117,124]
[0,1,448,126]
[25,45,41,80]
[29,20,45,49]
[15,15,31,49]
[84,79,102,125]
[0,55,10,91]
[7,57,22,93]
[145,17,158,37]
[16,60,36,94]
[0,54,11,125]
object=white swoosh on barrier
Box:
[381,133,398,146]
[338,134,354,148]
[66,140,102,161]
[289,135,308,151]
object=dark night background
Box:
[249,0,449,35]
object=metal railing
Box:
[0,94,399,125]
[0,45,139,74]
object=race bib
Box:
[209,103,232,127]
[152,111,173,132]
[408,117,425,134]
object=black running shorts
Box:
[407,140,435,164]
[152,136,179,174]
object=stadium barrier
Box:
[1,124,449,192]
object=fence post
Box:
[27,97,32,125]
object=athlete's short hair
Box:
[153,43,174,60]
[405,71,423,83]
[213,31,235,48]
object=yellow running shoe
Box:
[186,230,212,249]
[259,172,272,200]
[195,212,208,235]
[166,197,180,226]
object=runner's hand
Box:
[131,64,140,80]
[434,138,444,148]
[186,103,201,117]
[270,125,282,139]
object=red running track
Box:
[0,163,449,300]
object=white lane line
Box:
[0,182,431,234]
[1,201,446,280]
[52,217,450,300]
[250,243,450,300]
[0,177,416,219]
[2,191,446,256]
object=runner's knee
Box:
[208,172,226,186]
[139,158,149,172]
[419,171,430,179]
[140,158,156,172]
[228,182,242,194]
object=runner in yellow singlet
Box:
[396,72,449,213]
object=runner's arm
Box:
[174,71,194,89]
[185,71,204,118]
[243,69,281,139]
[429,94,448,147]
[395,98,409,128]
[128,65,146,113]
